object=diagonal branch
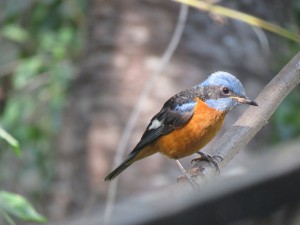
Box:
[193,51,300,181]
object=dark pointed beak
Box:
[231,96,258,106]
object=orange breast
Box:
[155,98,226,159]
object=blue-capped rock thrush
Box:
[105,71,257,181]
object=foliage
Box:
[0,128,46,224]
[0,191,46,224]
[0,0,86,216]
[0,126,20,156]
[271,85,300,143]
[270,3,300,144]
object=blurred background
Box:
[0,0,300,224]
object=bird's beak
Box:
[230,96,258,106]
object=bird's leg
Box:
[176,160,199,189]
[191,152,223,174]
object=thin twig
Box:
[192,51,300,183]
[103,3,189,224]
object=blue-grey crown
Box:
[200,71,246,97]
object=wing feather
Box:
[129,100,196,156]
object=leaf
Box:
[173,0,300,43]
[0,191,47,223]
[0,126,20,156]
[1,25,29,43]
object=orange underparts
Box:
[134,98,226,161]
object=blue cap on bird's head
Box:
[198,71,258,112]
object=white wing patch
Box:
[149,119,162,130]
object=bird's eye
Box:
[221,86,230,95]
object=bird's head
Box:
[198,71,258,112]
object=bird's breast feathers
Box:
[155,98,226,159]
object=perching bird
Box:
[105,71,257,181]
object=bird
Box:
[104,71,258,181]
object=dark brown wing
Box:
[129,99,196,157]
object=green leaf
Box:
[0,126,20,156]
[0,191,47,223]
[1,25,29,43]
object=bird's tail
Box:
[104,154,135,181]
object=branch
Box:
[192,51,300,182]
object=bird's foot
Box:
[191,152,223,174]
